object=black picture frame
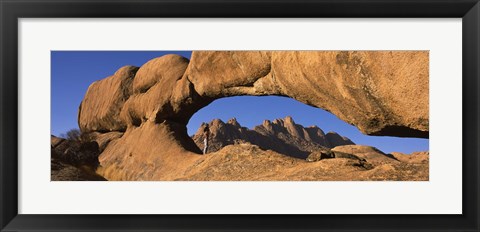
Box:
[1,0,479,231]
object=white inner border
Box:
[18,19,462,214]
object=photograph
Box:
[51,51,429,181]
[2,0,479,230]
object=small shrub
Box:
[60,128,94,142]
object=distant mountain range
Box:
[192,116,354,158]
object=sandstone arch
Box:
[78,51,428,180]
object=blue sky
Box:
[51,51,428,154]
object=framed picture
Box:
[1,0,479,231]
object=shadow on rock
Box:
[51,135,107,181]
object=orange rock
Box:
[76,51,429,180]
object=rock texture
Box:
[51,135,106,181]
[78,66,139,133]
[89,131,124,153]
[391,151,429,164]
[332,145,399,165]
[96,121,201,181]
[191,116,354,158]
[185,51,429,137]
[180,144,428,181]
[76,51,429,180]
[79,51,429,137]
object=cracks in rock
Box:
[221,71,276,96]
[231,52,247,76]
[338,52,400,131]
[270,67,283,94]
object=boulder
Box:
[306,150,334,162]
[332,145,398,164]
[78,66,139,132]
[391,151,429,164]
[51,135,101,168]
[51,135,105,181]
[90,131,124,152]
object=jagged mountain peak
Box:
[227,117,240,127]
[284,115,295,124]
[192,117,354,158]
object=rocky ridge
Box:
[192,116,354,158]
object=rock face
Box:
[89,131,124,153]
[78,66,139,133]
[76,51,429,180]
[186,51,429,137]
[191,116,354,158]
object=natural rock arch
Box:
[78,51,428,180]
